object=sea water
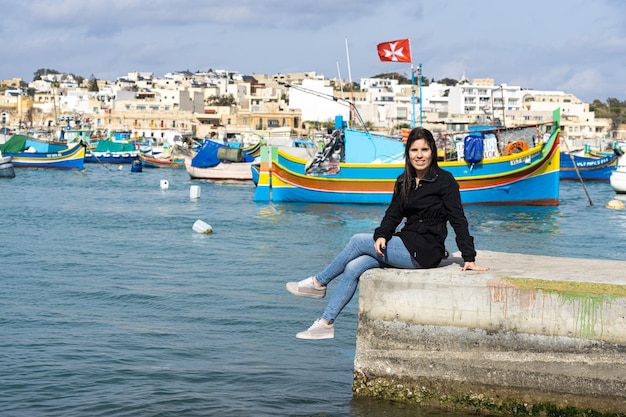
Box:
[1,166,625,416]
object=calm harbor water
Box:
[1,165,626,417]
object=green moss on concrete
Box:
[353,371,626,417]
[500,277,626,297]
[499,277,625,338]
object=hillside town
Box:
[1,69,624,150]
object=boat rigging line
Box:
[562,137,594,206]
[276,81,369,135]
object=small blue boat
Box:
[559,152,618,181]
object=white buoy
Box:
[606,199,625,210]
[118,165,123,171]
[160,179,169,190]
[192,219,213,234]
[190,185,201,199]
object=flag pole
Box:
[411,65,416,128]
[418,63,423,127]
[409,36,416,129]
[407,38,421,128]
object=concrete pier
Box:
[353,250,626,415]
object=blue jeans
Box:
[315,233,419,324]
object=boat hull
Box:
[85,152,140,164]
[559,152,617,181]
[0,156,15,178]
[140,155,187,168]
[610,170,626,193]
[185,159,254,180]
[263,143,560,205]
[7,141,86,170]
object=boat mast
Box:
[344,37,355,126]
[336,61,345,101]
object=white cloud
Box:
[1,0,624,102]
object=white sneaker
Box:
[286,276,326,299]
[296,319,334,340]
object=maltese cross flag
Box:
[377,38,412,63]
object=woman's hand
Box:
[461,261,489,271]
[374,237,387,257]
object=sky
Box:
[1,0,625,103]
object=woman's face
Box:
[407,138,433,175]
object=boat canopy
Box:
[0,135,28,153]
[191,139,255,168]
[94,140,136,153]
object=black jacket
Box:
[373,165,476,268]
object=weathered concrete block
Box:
[354,250,626,415]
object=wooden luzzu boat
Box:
[253,109,562,206]
[0,134,85,170]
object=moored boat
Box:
[140,144,196,168]
[0,152,15,178]
[185,139,259,181]
[559,151,618,181]
[253,109,561,205]
[85,140,139,164]
[609,154,626,193]
[0,134,85,170]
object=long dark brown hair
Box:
[398,127,439,203]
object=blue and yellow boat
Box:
[253,109,561,206]
[0,134,86,170]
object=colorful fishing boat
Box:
[0,135,85,170]
[253,109,561,205]
[559,151,618,181]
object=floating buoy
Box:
[160,179,169,190]
[190,185,201,200]
[606,199,625,210]
[131,160,142,172]
[192,219,213,234]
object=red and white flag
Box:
[377,38,412,63]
